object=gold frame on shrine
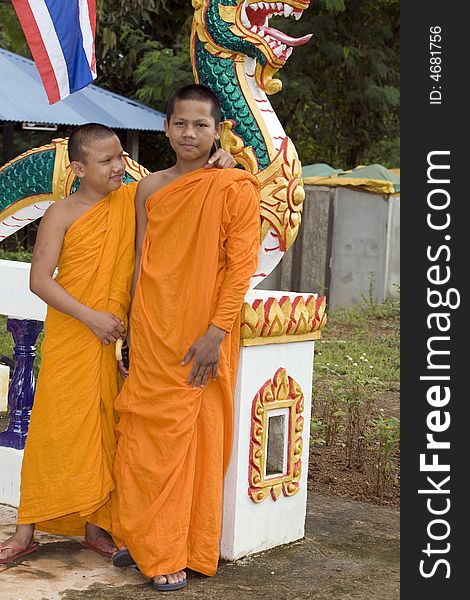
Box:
[248,368,304,503]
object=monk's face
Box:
[165,99,221,162]
[71,135,126,194]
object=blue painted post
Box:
[0,318,43,450]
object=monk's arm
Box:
[30,204,125,345]
[211,180,261,332]
[131,180,149,298]
[182,180,260,388]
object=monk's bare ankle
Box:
[84,522,117,555]
[14,523,35,546]
[85,522,109,540]
[0,524,35,557]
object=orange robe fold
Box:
[112,168,260,577]
[18,183,136,536]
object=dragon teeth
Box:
[286,47,293,58]
[273,45,284,57]
[241,3,250,26]
[249,2,297,15]
[246,1,302,33]
[248,2,301,17]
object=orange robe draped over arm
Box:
[17,183,136,536]
[112,168,260,577]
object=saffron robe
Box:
[17,183,136,535]
[112,168,260,577]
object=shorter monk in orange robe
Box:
[111,84,260,592]
[0,123,236,566]
[0,124,135,564]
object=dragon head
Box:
[193,0,312,94]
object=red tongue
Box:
[262,26,312,47]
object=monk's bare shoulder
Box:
[41,196,78,233]
[135,169,174,203]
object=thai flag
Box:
[11,0,97,104]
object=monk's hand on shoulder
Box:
[205,148,236,169]
[181,324,226,388]
[84,310,125,345]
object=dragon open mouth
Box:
[240,1,312,61]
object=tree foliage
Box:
[269,0,399,167]
[0,0,399,169]
[0,0,30,57]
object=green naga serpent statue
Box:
[0,0,312,287]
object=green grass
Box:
[0,315,13,358]
[314,294,400,390]
[0,248,33,262]
[311,293,400,497]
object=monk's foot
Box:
[82,523,118,558]
[0,524,37,563]
[152,570,188,591]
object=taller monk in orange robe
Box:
[111,85,260,591]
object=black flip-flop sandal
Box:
[152,577,188,592]
[112,547,136,567]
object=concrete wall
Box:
[329,188,388,309]
[384,195,400,299]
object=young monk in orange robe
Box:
[111,84,260,591]
[0,123,235,565]
[0,124,134,563]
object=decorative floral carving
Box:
[240,294,327,345]
[257,137,305,251]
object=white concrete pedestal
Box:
[0,447,23,506]
[220,339,315,560]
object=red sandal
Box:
[80,538,117,559]
[0,541,39,564]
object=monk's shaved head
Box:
[68,123,118,163]
[166,84,221,125]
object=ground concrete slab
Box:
[0,493,399,600]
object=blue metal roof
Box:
[0,48,165,131]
